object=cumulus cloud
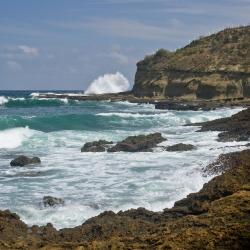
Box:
[18,45,39,55]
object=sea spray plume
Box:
[0,96,9,106]
[85,72,130,95]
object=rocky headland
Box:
[1,26,250,249]
[37,26,250,111]
[133,26,250,101]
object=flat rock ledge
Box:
[191,108,250,142]
[107,132,166,152]
[10,155,41,167]
[164,143,196,152]
[0,149,250,249]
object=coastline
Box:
[0,108,250,249]
[0,149,249,249]
[37,91,250,111]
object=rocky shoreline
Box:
[1,25,250,249]
[37,91,250,111]
[1,108,250,249]
[0,148,249,249]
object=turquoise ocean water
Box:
[0,90,247,228]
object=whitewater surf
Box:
[0,90,248,229]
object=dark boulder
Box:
[165,143,196,152]
[81,140,113,152]
[107,133,166,152]
[10,155,41,167]
[193,108,250,142]
[42,196,65,208]
[155,102,200,111]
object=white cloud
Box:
[6,60,22,71]
[18,45,39,56]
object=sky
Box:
[0,0,249,90]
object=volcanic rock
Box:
[42,196,65,208]
[194,108,250,142]
[165,143,196,152]
[10,155,41,167]
[81,140,113,152]
[107,133,166,152]
[1,149,250,249]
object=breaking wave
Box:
[0,96,73,108]
[0,126,34,149]
[85,72,130,95]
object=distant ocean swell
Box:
[0,95,75,108]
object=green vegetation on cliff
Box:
[133,25,250,100]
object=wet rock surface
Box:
[81,140,113,152]
[1,149,250,249]
[194,108,250,142]
[42,196,65,208]
[165,143,196,152]
[10,155,41,167]
[107,133,166,152]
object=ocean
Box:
[0,90,246,229]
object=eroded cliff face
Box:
[133,26,250,100]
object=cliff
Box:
[133,25,250,100]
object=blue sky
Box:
[0,0,249,90]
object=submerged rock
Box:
[10,155,41,167]
[107,133,166,152]
[42,196,65,208]
[81,140,113,152]
[165,143,196,152]
[155,102,200,111]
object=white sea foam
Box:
[0,103,248,229]
[30,92,40,97]
[30,92,84,98]
[0,96,8,105]
[96,112,165,118]
[85,72,130,95]
[0,127,34,149]
[60,98,69,104]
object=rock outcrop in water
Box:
[133,26,250,101]
[193,108,250,142]
[164,143,196,152]
[0,149,250,249]
[10,155,41,167]
[107,133,166,152]
[81,140,113,152]
[42,196,65,208]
